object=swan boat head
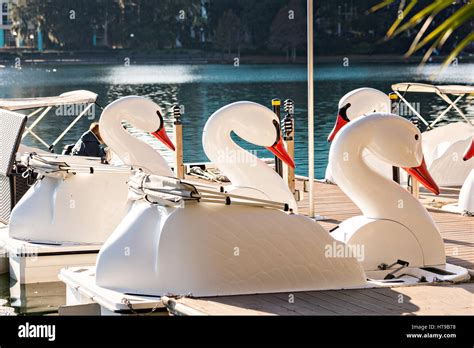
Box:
[203,101,295,168]
[328,88,390,142]
[202,101,297,211]
[328,89,438,195]
[334,112,439,195]
[100,96,175,152]
[223,102,295,168]
[329,113,452,272]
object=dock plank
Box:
[165,283,474,316]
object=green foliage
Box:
[268,0,306,62]
[9,0,474,59]
[11,0,202,50]
[370,0,474,66]
[214,10,241,54]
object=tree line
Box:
[10,0,473,58]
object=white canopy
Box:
[392,82,474,128]
[0,90,98,111]
[392,83,474,96]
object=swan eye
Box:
[156,110,164,131]
[415,134,419,141]
[272,119,281,145]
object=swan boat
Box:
[325,88,393,183]
[392,83,474,187]
[327,87,474,213]
[59,103,469,315]
[0,90,99,276]
[441,137,474,215]
[0,90,99,222]
[0,96,175,283]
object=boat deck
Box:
[165,177,474,316]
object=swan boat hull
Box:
[2,154,132,283]
[58,192,469,315]
[95,200,368,297]
[417,122,473,187]
[441,170,474,215]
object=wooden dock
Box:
[163,283,474,316]
[165,178,473,316]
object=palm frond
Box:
[442,31,474,69]
[371,0,474,68]
[414,4,473,52]
[406,12,442,56]
[391,0,452,38]
[386,0,418,38]
[368,0,397,14]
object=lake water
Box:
[0,62,473,314]
[1,62,474,179]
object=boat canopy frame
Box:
[392,83,474,129]
[0,90,100,152]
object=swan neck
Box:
[99,108,173,176]
[203,112,297,211]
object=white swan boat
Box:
[441,137,474,215]
[325,88,393,183]
[0,90,99,222]
[59,103,469,315]
[392,83,474,187]
[326,87,474,200]
[1,96,175,283]
[0,91,99,276]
